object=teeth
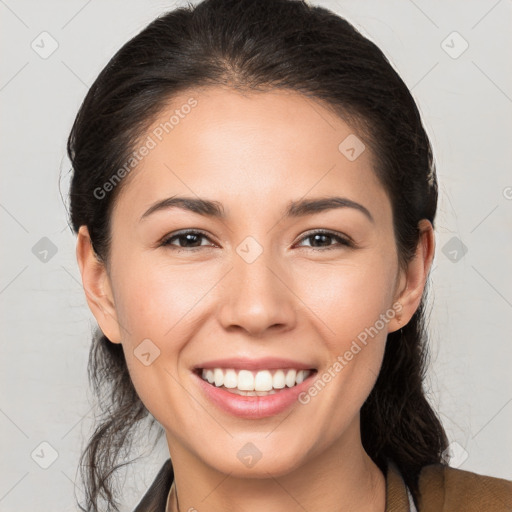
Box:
[223,388,279,396]
[214,368,224,387]
[285,369,296,388]
[200,368,313,391]
[254,370,273,391]
[238,369,255,391]
[223,369,238,389]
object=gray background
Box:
[1,0,511,510]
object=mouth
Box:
[193,367,318,396]
[192,366,318,418]
[190,356,319,418]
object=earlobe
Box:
[391,219,435,332]
[76,225,122,344]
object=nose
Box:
[217,247,298,337]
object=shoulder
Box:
[416,463,512,511]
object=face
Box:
[78,86,430,478]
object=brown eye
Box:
[160,230,214,251]
[296,230,353,251]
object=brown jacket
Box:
[132,458,512,511]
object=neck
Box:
[165,421,386,512]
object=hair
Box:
[65,0,449,510]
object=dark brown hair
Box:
[65,0,449,510]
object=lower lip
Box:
[193,370,317,419]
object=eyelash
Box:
[159,229,354,252]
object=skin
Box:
[76,86,435,512]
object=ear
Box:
[76,225,122,344]
[389,219,435,333]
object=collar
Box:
[386,459,418,511]
[133,457,414,511]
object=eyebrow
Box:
[139,195,374,223]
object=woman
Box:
[67,0,512,510]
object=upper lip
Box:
[193,357,317,372]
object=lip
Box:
[193,356,316,372]
[193,368,318,419]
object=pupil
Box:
[312,234,329,247]
[183,234,200,247]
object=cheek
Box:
[109,255,227,419]
[113,245,397,362]
[291,253,396,401]
[293,261,395,436]
[292,254,397,348]
[110,256,202,426]
[112,254,213,340]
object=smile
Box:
[193,367,318,419]
[197,368,315,395]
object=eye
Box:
[160,229,354,252]
[160,230,216,251]
[295,230,354,251]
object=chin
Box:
[202,441,309,479]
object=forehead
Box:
[112,86,388,223]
